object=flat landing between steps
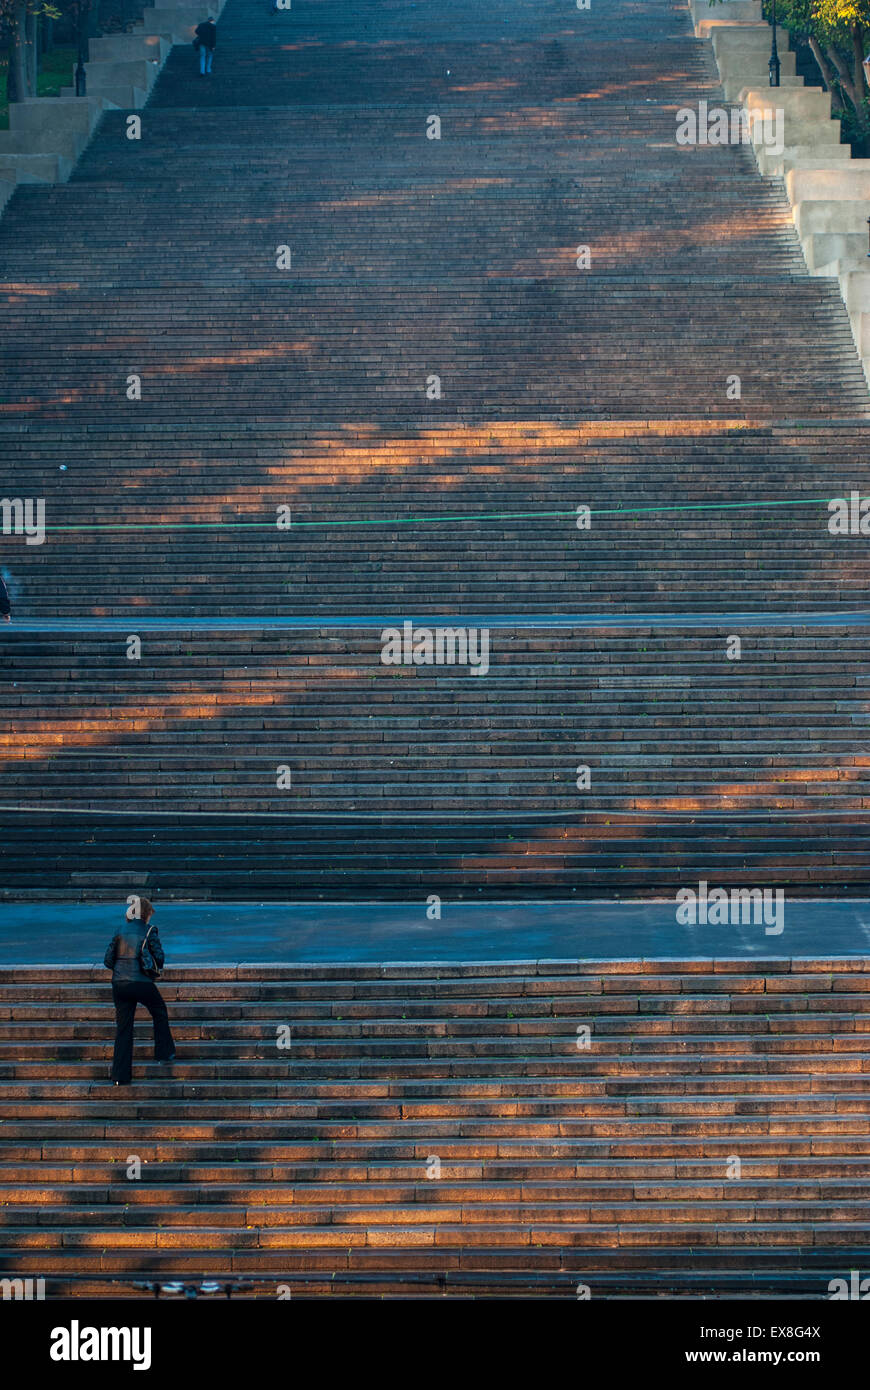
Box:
[6,611,870,632]
[2,898,870,965]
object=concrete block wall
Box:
[689,0,870,384]
[0,0,225,214]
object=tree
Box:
[3,0,29,101]
[2,0,71,104]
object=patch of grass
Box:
[0,45,77,129]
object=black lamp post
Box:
[74,2,87,96]
[768,0,781,87]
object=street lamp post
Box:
[769,0,781,87]
[74,3,87,96]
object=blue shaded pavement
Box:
[1,899,869,964]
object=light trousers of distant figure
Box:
[200,46,213,74]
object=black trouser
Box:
[111,980,175,1082]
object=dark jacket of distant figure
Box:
[0,576,10,617]
[196,20,217,49]
[104,925,164,983]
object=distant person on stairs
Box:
[104,897,175,1085]
[194,16,217,75]
[0,573,10,622]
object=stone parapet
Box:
[690,0,870,383]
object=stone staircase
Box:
[690,0,870,384]
[3,0,870,1301]
[3,421,870,616]
[0,0,226,209]
[1,960,867,1297]
[1,0,869,901]
[2,627,870,900]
